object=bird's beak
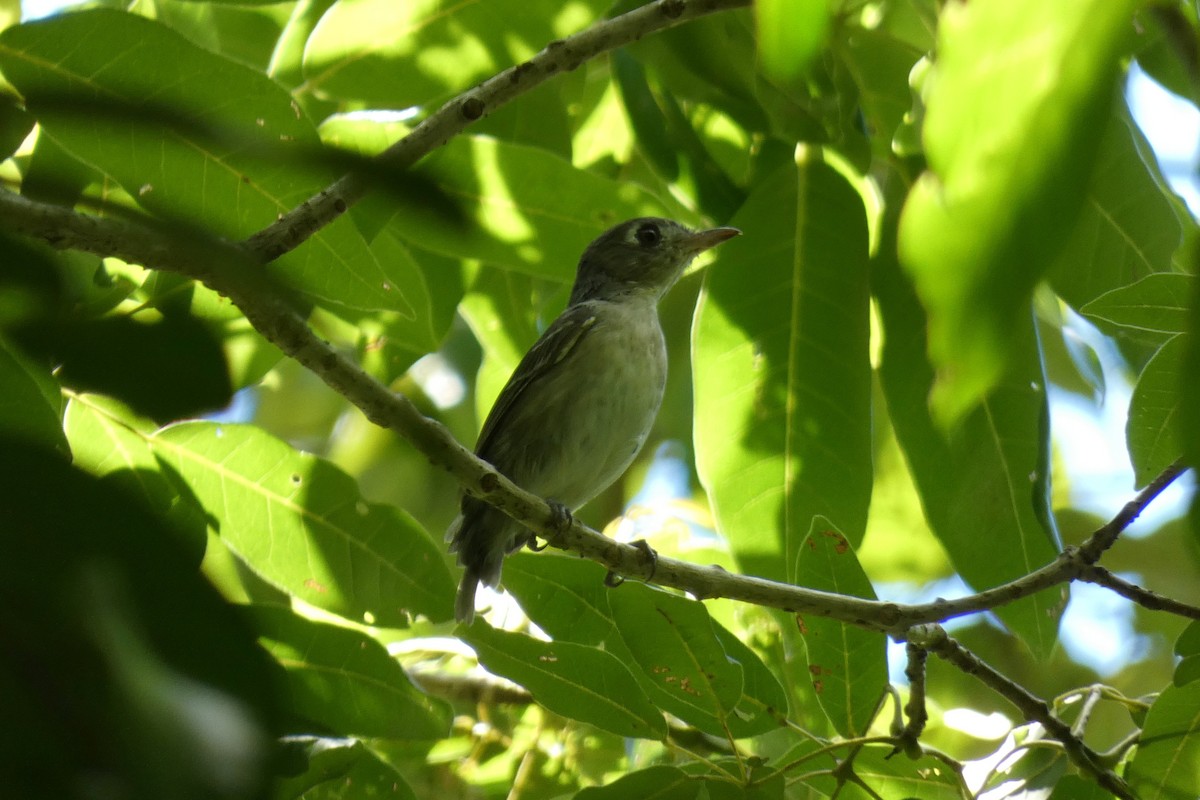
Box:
[685,226,741,254]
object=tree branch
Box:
[241,0,750,264]
[3,173,1196,642]
[0,186,897,631]
[1081,565,1200,620]
[909,625,1134,800]
[890,459,1191,629]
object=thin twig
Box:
[1081,565,1200,620]
[890,459,1192,630]
[910,625,1134,800]
[241,0,750,264]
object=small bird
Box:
[447,217,740,623]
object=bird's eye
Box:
[634,223,661,247]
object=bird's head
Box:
[569,218,740,305]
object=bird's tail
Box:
[455,567,480,625]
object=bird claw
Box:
[603,540,659,588]
[547,500,573,536]
[631,539,658,581]
[528,500,572,552]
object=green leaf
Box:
[0,334,66,454]
[574,766,698,800]
[875,190,1063,657]
[1127,334,1187,488]
[64,394,207,564]
[614,49,679,182]
[609,583,744,737]
[458,266,542,421]
[0,9,409,315]
[693,151,872,584]
[1049,105,1189,310]
[461,620,667,739]
[1126,681,1200,798]
[627,9,768,135]
[1081,273,1193,339]
[299,744,417,800]
[506,552,786,736]
[348,229,464,383]
[14,312,232,423]
[389,134,684,279]
[897,0,1138,423]
[303,0,608,108]
[0,88,32,160]
[756,0,829,86]
[794,518,887,737]
[503,552,614,646]
[710,622,789,735]
[838,25,925,158]
[806,745,965,800]
[149,421,456,626]
[272,736,364,800]
[249,605,450,740]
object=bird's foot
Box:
[530,500,573,551]
[547,500,574,535]
[632,539,658,581]
[603,540,659,587]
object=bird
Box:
[447,217,740,623]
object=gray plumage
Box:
[447,217,740,623]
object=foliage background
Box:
[1,0,1199,798]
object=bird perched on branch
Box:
[447,217,739,623]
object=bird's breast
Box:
[520,299,667,506]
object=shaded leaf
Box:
[389,134,684,279]
[64,394,208,564]
[1127,334,1187,488]
[574,766,698,800]
[462,620,666,739]
[249,605,450,740]
[13,312,232,423]
[272,736,364,800]
[1081,273,1193,339]
[1049,105,1189,310]
[0,334,66,454]
[303,0,608,108]
[609,583,743,737]
[1126,681,1200,799]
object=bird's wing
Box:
[474,302,600,459]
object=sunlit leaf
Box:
[694,150,872,583]
[149,421,456,626]
[0,9,410,315]
[876,185,1063,656]
[303,0,608,108]
[898,0,1139,423]
[794,518,887,737]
